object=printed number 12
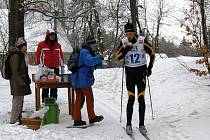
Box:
[130,54,140,64]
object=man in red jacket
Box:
[36,29,64,102]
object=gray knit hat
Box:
[16,37,27,48]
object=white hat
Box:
[16,37,27,48]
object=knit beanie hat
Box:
[16,37,27,49]
[86,35,96,44]
[124,22,135,33]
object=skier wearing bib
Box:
[116,22,155,135]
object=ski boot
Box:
[126,125,133,135]
[139,125,147,135]
[73,120,86,126]
[89,115,104,124]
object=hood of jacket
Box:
[45,29,58,43]
[82,43,96,56]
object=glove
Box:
[124,45,133,52]
[146,68,152,77]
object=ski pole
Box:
[147,76,155,120]
[120,61,125,122]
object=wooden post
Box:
[35,83,41,111]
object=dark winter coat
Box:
[9,49,31,96]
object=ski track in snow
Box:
[0,56,210,140]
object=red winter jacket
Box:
[36,41,64,68]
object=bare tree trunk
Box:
[200,0,210,73]
[61,0,65,23]
[54,0,65,32]
[9,0,17,51]
[130,0,137,32]
[208,27,210,52]
[17,0,24,37]
[108,0,121,66]
[88,0,104,52]
[53,0,57,32]
[113,0,120,50]
[88,11,94,37]
[93,10,104,52]
[154,0,164,52]
[143,0,147,30]
[156,16,161,50]
[104,0,122,66]
[200,0,208,46]
[9,0,24,51]
[61,0,64,11]
[72,20,78,50]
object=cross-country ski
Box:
[66,123,94,129]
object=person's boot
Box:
[139,125,147,135]
[89,115,104,124]
[126,125,133,135]
[73,120,86,126]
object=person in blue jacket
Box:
[70,35,108,126]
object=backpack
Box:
[67,49,81,73]
[1,53,20,80]
[1,53,12,80]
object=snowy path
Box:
[93,56,210,140]
[0,56,210,140]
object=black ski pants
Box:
[125,65,147,126]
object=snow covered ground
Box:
[0,56,210,140]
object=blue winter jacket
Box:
[70,43,103,88]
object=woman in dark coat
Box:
[9,37,31,124]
